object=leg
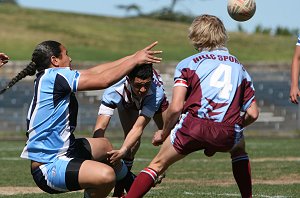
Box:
[79,160,115,198]
[230,137,252,198]
[118,107,140,169]
[116,108,139,196]
[126,135,185,198]
[84,138,130,197]
[85,137,113,162]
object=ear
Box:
[50,56,59,67]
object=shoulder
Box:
[103,77,127,98]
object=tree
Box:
[116,4,143,16]
[0,0,18,5]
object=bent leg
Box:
[79,160,115,198]
[230,138,252,198]
[126,136,185,198]
[85,137,113,162]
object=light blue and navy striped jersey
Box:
[20,67,80,163]
[174,48,255,126]
[99,70,167,118]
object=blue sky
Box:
[17,0,300,33]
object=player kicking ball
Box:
[123,14,259,198]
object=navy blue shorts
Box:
[31,138,92,193]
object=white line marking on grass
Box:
[184,192,240,197]
[134,157,300,163]
[0,147,23,151]
[183,192,293,198]
[0,157,21,160]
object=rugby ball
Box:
[227,0,256,22]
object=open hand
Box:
[133,41,162,65]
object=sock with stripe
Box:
[125,167,157,198]
[113,160,128,197]
[123,157,134,171]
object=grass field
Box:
[0,135,299,198]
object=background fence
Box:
[0,61,297,134]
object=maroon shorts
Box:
[171,113,236,155]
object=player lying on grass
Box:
[0,40,161,198]
[93,63,168,197]
[122,14,259,198]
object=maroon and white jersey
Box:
[174,48,255,126]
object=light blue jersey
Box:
[20,67,80,163]
[98,70,167,118]
[174,48,255,125]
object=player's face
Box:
[130,77,152,98]
[58,45,72,68]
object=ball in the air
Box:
[227,0,256,22]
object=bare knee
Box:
[97,167,115,187]
[79,162,116,190]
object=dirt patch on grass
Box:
[2,175,300,195]
[164,175,300,186]
[0,187,43,195]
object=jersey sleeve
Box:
[297,34,300,46]
[174,59,191,87]
[58,68,80,93]
[241,70,256,112]
[98,86,121,116]
[141,84,165,118]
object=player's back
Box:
[175,49,255,125]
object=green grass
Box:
[0,136,299,197]
[0,4,296,63]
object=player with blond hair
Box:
[119,14,259,198]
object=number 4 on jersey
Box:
[210,64,233,99]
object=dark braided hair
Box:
[0,40,62,94]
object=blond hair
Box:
[188,14,228,51]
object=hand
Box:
[107,147,128,164]
[152,130,165,146]
[0,53,9,68]
[290,86,300,104]
[133,41,162,65]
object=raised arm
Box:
[77,42,162,91]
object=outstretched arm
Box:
[107,115,150,164]
[290,45,300,104]
[78,41,162,91]
[152,86,187,146]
